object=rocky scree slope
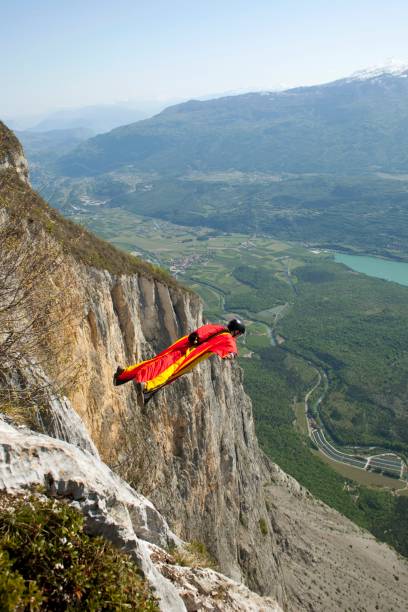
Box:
[1,123,408,611]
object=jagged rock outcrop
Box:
[0,417,183,610]
[149,543,282,611]
[0,120,29,183]
[0,417,283,611]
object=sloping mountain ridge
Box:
[1,123,408,611]
[57,68,408,177]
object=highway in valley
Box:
[311,428,404,477]
[306,370,406,480]
[311,428,367,469]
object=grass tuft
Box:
[168,540,218,570]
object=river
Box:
[334,253,408,287]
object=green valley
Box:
[38,171,408,262]
[73,207,408,457]
[31,72,408,263]
[72,206,408,552]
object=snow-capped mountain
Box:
[346,60,408,82]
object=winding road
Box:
[305,371,405,479]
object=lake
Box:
[334,253,408,287]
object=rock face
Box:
[0,120,29,183]
[64,265,286,603]
[149,543,282,612]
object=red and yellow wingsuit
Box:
[115,323,238,392]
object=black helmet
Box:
[227,318,246,335]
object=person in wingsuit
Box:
[113,318,245,403]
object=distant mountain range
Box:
[5,100,171,135]
[17,127,94,165]
[56,65,408,177]
[31,105,149,134]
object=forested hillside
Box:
[57,70,408,177]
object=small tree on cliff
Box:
[0,183,80,416]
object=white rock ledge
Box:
[0,418,185,611]
[0,418,282,612]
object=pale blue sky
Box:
[2,0,408,117]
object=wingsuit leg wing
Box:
[114,335,190,385]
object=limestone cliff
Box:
[1,123,408,612]
[0,120,29,183]
[66,266,286,601]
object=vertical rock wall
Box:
[64,263,408,612]
[64,264,286,603]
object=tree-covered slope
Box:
[57,70,408,177]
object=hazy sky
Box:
[2,0,408,117]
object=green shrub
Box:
[0,549,43,610]
[0,495,159,611]
[259,518,268,536]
